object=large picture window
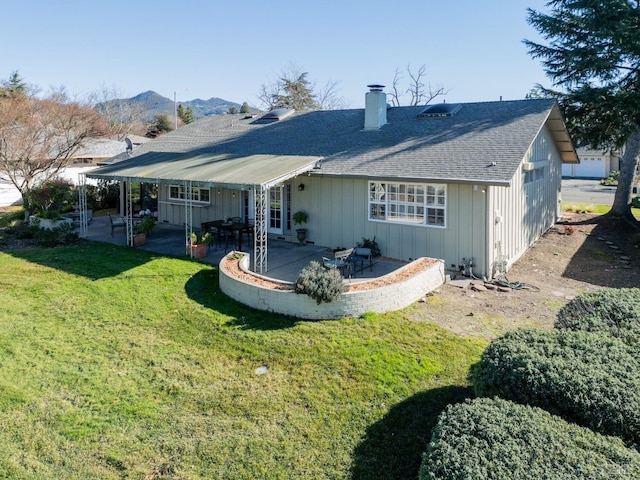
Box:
[169,185,211,203]
[369,181,446,227]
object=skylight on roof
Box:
[417,103,461,118]
[258,108,295,122]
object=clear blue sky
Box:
[2,0,551,108]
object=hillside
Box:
[96,90,250,122]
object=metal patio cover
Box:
[87,151,321,189]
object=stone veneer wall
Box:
[219,253,445,320]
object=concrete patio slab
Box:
[82,215,405,283]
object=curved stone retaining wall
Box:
[219,253,445,320]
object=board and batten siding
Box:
[295,176,488,275]
[487,124,563,277]
[156,184,243,227]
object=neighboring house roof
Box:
[72,138,126,159]
[575,147,615,156]
[91,98,577,187]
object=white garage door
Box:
[574,157,606,178]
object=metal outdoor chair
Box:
[351,247,373,274]
[108,213,126,237]
[322,248,356,278]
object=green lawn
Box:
[0,242,485,479]
[562,201,640,218]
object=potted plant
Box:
[131,215,155,247]
[187,231,213,258]
[292,210,308,245]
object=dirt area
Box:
[410,212,640,340]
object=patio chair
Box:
[243,218,255,246]
[322,248,355,278]
[351,247,373,274]
[108,213,126,237]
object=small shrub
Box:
[134,216,155,235]
[357,236,381,257]
[632,196,640,209]
[556,288,640,344]
[420,397,640,480]
[601,170,620,186]
[294,261,346,304]
[24,177,75,218]
[471,328,640,445]
[33,222,79,247]
[0,209,24,228]
[8,221,38,239]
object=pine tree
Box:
[525,0,640,222]
[0,70,27,97]
[146,114,173,138]
[240,102,251,114]
[183,106,194,124]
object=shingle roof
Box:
[102,98,575,186]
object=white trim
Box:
[368,181,447,228]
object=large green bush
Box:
[472,328,640,445]
[556,288,640,344]
[295,261,346,304]
[420,397,640,480]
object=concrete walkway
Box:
[82,215,404,283]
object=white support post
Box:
[78,172,88,236]
[185,180,193,258]
[254,185,268,273]
[125,179,134,246]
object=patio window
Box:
[369,181,446,227]
[169,185,211,203]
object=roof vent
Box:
[417,103,461,118]
[256,108,295,123]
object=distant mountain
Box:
[96,91,249,122]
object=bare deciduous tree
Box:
[89,83,146,140]
[389,64,447,106]
[0,85,108,214]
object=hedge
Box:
[420,397,640,480]
[556,288,640,344]
[471,328,640,445]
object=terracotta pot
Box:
[187,243,208,258]
[132,233,146,247]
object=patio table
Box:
[202,220,251,251]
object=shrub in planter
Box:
[294,260,346,304]
[357,236,381,258]
[471,328,640,445]
[420,397,640,480]
[25,177,75,219]
[556,288,640,344]
[33,222,79,247]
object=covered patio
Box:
[82,215,406,283]
[80,152,323,274]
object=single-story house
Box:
[86,87,578,278]
[562,147,620,179]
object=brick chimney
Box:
[364,84,387,130]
